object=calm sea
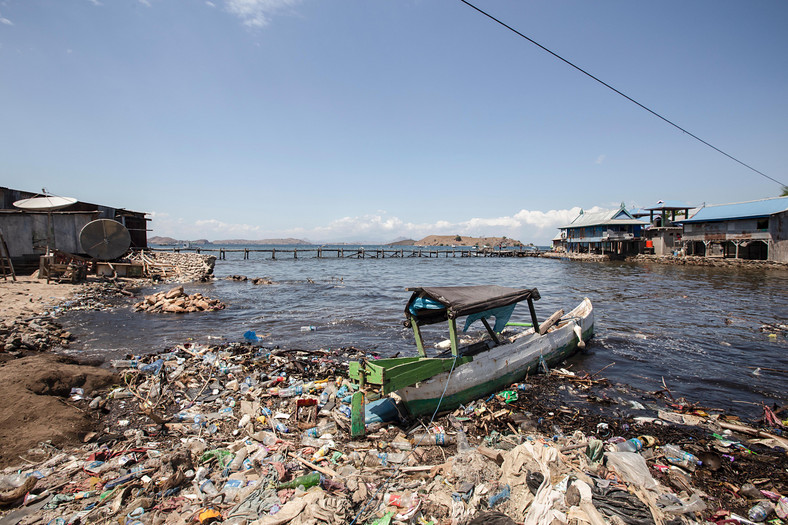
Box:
[59,245,788,417]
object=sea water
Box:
[59,246,788,416]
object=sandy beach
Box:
[0,276,81,323]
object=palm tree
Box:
[782,186,788,197]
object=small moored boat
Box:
[349,285,594,417]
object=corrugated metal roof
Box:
[644,200,694,211]
[680,196,788,223]
[560,206,647,228]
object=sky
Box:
[1,0,787,244]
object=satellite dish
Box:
[80,219,131,260]
[13,195,77,210]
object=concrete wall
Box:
[0,212,95,257]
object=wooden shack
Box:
[0,186,149,271]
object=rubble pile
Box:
[0,342,785,525]
[0,317,73,353]
[134,285,226,314]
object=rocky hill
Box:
[412,235,523,247]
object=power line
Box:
[456,0,786,187]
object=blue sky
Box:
[2,0,787,243]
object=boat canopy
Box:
[404,285,540,327]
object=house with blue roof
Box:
[558,203,647,256]
[679,196,788,261]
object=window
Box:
[756,218,769,231]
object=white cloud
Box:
[223,0,302,28]
[194,218,265,237]
[150,207,603,244]
[138,0,152,6]
[595,154,606,165]
[206,1,217,6]
[280,208,592,244]
[0,9,13,25]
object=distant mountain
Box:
[148,236,179,245]
[387,238,417,246]
[148,236,310,246]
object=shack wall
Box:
[0,211,95,257]
[771,210,788,263]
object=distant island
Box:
[401,235,524,248]
[148,235,525,248]
[148,236,310,246]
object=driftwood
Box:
[287,452,337,478]
[717,421,788,449]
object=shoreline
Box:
[1,268,786,523]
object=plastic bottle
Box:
[278,385,304,397]
[311,445,331,462]
[776,496,788,520]
[748,501,774,522]
[414,433,455,446]
[228,448,248,472]
[385,452,407,464]
[110,359,138,369]
[661,444,700,471]
[304,421,337,438]
[276,472,321,490]
[615,438,644,453]
[300,325,316,332]
[301,435,324,448]
[456,429,472,453]
[199,479,219,497]
[318,389,331,406]
[222,476,245,503]
[383,492,418,508]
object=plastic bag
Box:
[605,452,658,491]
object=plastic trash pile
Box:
[0,341,786,525]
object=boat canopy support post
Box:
[527,298,540,334]
[449,318,459,357]
[480,318,500,345]
[410,317,427,357]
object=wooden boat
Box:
[349,285,593,417]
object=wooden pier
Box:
[151,246,544,260]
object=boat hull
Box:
[396,298,594,417]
